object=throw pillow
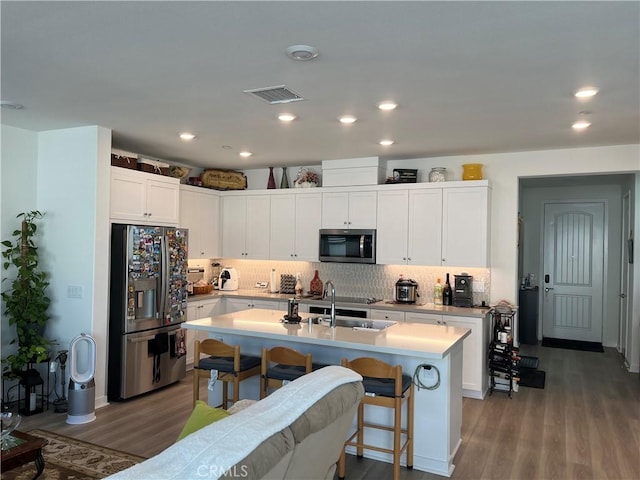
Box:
[177,400,230,441]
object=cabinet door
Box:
[245,195,271,259]
[185,304,199,366]
[180,189,203,257]
[407,189,442,266]
[446,316,482,394]
[110,168,147,222]
[369,309,405,322]
[294,193,322,261]
[376,190,409,265]
[442,187,489,268]
[348,191,377,229]
[269,195,296,260]
[221,196,247,258]
[405,312,442,325]
[146,177,180,225]
[199,193,220,258]
[322,192,349,228]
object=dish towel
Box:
[106,365,362,480]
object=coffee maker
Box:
[453,274,473,307]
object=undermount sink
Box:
[310,316,397,331]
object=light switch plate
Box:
[472,281,485,293]
[67,285,83,299]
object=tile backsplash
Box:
[190,258,490,305]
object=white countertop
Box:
[184,308,470,359]
[187,289,490,318]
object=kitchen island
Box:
[184,308,470,477]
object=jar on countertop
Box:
[429,167,447,182]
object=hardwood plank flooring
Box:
[15,344,640,479]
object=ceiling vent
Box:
[243,85,304,104]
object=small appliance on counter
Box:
[395,277,419,304]
[219,267,239,291]
[453,273,473,307]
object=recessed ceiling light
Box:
[574,87,599,98]
[278,113,297,122]
[572,120,592,130]
[179,132,196,141]
[377,102,398,111]
[0,101,24,110]
[239,151,253,157]
[286,45,319,61]
[339,115,357,124]
[379,139,395,146]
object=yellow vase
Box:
[462,163,483,180]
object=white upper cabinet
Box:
[110,167,179,225]
[376,188,443,266]
[221,194,270,259]
[441,186,489,268]
[270,192,322,261]
[321,191,377,229]
[179,186,220,259]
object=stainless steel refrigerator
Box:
[108,224,188,401]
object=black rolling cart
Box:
[488,307,520,398]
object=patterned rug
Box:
[3,430,145,480]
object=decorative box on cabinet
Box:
[180,186,220,259]
[110,166,180,225]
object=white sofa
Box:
[107,366,364,480]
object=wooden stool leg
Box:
[233,376,240,405]
[393,396,401,480]
[407,386,414,468]
[193,372,199,407]
[222,380,228,408]
[337,446,346,479]
[356,403,364,458]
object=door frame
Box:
[619,191,632,362]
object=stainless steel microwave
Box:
[319,229,376,264]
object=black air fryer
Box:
[453,274,473,307]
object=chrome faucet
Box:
[324,280,336,328]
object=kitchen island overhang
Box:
[184,308,470,477]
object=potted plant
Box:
[1,211,53,381]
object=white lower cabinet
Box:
[224,298,286,313]
[186,298,222,367]
[369,309,405,322]
[405,311,489,399]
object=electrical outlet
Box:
[472,281,485,293]
[422,365,436,381]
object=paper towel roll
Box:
[270,269,278,293]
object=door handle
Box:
[544,287,554,293]
[619,293,626,298]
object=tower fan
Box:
[66,333,96,424]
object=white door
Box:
[270,194,296,260]
[221,196,247,258]
[542,202,605,342]
[294,193,322,261]
[376,189,409,265]
[408,189,443,266]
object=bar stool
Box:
[192,338,261,408]
[260,346,313,399]
[338,357,414,480]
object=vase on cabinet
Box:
[280,167,290,189]
[267,167,276,189]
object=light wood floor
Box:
[17,344,640,479]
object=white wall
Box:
[1,125,39,364]
[37,126,111,407]
[520,183,624,347]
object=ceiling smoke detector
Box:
[244,85,305,104]
[286,45,319,61]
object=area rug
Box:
[519,369,546,389]
[542,337,604,352]
[3,429,145,480]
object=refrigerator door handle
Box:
[159,235,168,322]
[128,334,156,343]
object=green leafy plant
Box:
[1,211,53,380]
